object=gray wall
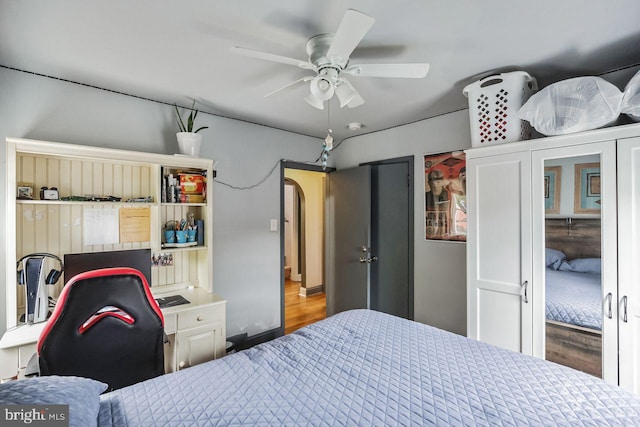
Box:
[333,110,471,336]
[0,67,324,338]
[1,65,474,341]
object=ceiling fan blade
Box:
[230,46,315,70]
[337,78,364,108]
[344,63,430,78]
[264,76,313,98]
[326,9,375,62]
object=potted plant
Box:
[175,101,209,156]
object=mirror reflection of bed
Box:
[545,217,602,377]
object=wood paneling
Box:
[546,321,602,378]
[545,218,601,260]
[14,153,202,315]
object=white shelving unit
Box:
[1,137,225,379]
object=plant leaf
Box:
[194,126,209,133]
[174,104,186,132]
[187,111,194,132]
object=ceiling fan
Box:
[230,9,430,110]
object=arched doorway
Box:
[283,166,327,334]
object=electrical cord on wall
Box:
[214,150,331,190]
[214,160,281,190]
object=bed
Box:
[3,309,638,426]
[545,268,602,331]
[544,247,603,377]
[92,309,640,426]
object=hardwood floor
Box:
[284,279,326,334]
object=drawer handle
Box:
[197,315,204,322]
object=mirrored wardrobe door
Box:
[531,141,618,384]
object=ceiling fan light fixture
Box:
[309,76,335,101]
[335,82,356,108]
[305,93,325,110]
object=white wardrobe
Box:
[466,122,640,394]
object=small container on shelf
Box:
[175,230,188,243]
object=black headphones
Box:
[16,253,64,286]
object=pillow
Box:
[558,258,601,275]
[545,248,567,270]
[0,376,107,427]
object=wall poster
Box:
[574,162,600,214]
[424,151,466,241]
[544,166,562,214]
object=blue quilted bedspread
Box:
[546,268,602,330]
[98,309,640,426]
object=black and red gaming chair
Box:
[37,267,164,391]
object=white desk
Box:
[0,288,226,380]
[154,287,226,372]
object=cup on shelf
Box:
[164,230,176,244]
[187,229,197,243]
[175,230,188,244]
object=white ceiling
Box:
[2,1,640,141]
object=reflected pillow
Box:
[545,248,566,270]
[558,258,601,275]
[0,376,107,427]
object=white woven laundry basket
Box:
[463,71,538,147]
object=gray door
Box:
[370,162,411,319]
[326,159,412,319]
[326,166,371,316]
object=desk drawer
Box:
[178,304,223,330]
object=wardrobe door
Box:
[467,151,532,354]
[618,136,640,395]
[531,141,617,385]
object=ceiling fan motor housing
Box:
[306,34,349,70]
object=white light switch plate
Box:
[270,219,278,231]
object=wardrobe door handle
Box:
[605,293,613,319]
[622,295,628,323]
[521,280,528,303]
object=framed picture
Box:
[424,151,466,241]
[574,162,600,214]
[544,166,561,214]
[17,183,33,200]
